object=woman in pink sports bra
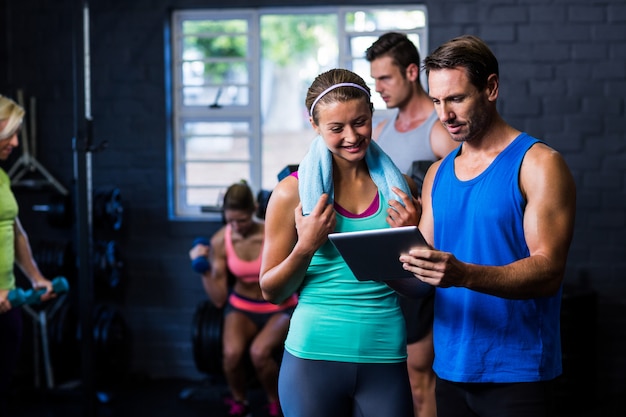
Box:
[189,181,296,417]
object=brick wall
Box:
[1,0,624,409]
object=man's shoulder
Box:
[372,118,390,140]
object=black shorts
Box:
[399,290,434,344]
[435,376,555,417]
[224,292,296,329]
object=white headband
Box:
[309,82,370,116]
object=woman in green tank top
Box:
[259,69,420,417]
[0,94,55,416]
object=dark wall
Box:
[1,0,625,407]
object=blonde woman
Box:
[0,94,54,415]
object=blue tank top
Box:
[431,133,562,382]
[284,191,407,363]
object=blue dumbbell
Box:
[8,276,70,308]
[20,287,48,305]
[191,237,211,274]
[7,288,26,307]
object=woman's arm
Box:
[199,227,230,308]
[260,177,336,304]
[13,217,52,295]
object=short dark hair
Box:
[365,32,421,75]
[422,35,499,91]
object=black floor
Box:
[8,375,272,417]
[7,374,625,417]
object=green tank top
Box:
[0,169,18,290]
[284,191,407,363]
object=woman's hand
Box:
[33,278,56,303]
[0,289,10,313]
[295,194,336,253]
[189,242,210,261]
[387,186,421,227]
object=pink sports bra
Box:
[225,224,263,283]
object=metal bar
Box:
[39,311,55,389]
[73,1,95,415]
[30,96,37,158]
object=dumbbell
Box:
[191,238,211,274]
[7,276,70,308]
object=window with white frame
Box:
[170,6,428,219]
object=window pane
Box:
[345,10,426,32]
[185,162,249,186]
[183,82,249,106]
[182,34,248,61]
[186,187,224,208]
[181,21,250,107]
[182,121,250,160]
[260,13,338,190]
[262,131,315,185]
[172,8,428,218]
[186,185,238,209]
[182,58,249,85]
[350,36,378,59]
[182,19,247,35]
[184,135,250,161]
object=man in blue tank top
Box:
[366,32,458,417]
[399,35,577,417]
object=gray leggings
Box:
[278,351,414,417]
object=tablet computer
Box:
[328,226,432,298]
